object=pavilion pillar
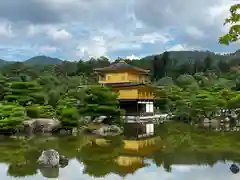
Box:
[137,100,154,114]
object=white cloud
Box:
[76,36,107,59]
[167,44,198,51]
[26,24,53,36]
[126,54,141,60]
[140,32,171,44]
[185,26,205,39]
[39,45,57,53]
[133,0,238,48]
[0,21,13,37]
[47,28,72,41]
[111,43,142,51]
[171,165,208,172]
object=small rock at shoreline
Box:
[37,149,69,168]
[37,149,60,167]
[91,125,123,136]
[23,118,61,133]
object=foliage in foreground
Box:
[219,4,240,45]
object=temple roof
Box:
[114,156,149,177]
[95,60,150,73]
[104,82,162,89]
[104,82,145,87]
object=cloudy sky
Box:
[0,0,238,61]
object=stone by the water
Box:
[23,118,61,133]
[230,164,239,174]
[224,117,230,122]
[59,129,72,135]
[72,128,78,136]
[37,149,60,167]
[92,125,123,136]
[37,149,69,169]
[59,155,69,168]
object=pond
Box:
[0,122,240,180]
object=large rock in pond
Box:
[37,149,60,167]
[92,125,123,136]
[23,118,60,133]
[37,149,69,168]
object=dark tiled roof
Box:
[95,60,149,73]
[104,82,162,89]
[104,82,161,89]
[104,82,145,87]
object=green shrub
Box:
[0,105,25,119]
[0,104,27,130]
[60,107,79,128]
[26,105,56,118]
[0,117,24,129]
[1,105,17,111]
[11,111,26,117]
[31,93,46,105]
[26,106,40,118]
[4,81,45,106]
[38,105,56,118]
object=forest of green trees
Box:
[0,57,124,132]
[1,49,240,132]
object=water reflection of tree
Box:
[76,136,124,177]
[8,164,37,177]
[56,135,95,158]
[150,122,240,172]
[0,137,38,177]
[0,135,95,178]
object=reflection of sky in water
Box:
[1,160,240,180]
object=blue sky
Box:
[0,0,238,61]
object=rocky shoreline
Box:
[0,117,123,137]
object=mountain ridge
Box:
[25,55,63,65]
[0,50,239,67]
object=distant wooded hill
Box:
[0,56,63,67]
[0,50,239,68]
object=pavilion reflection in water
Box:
[91,125,162,177]
[123,122,155,139]
[91,137,161,177]
[114,137,162,177]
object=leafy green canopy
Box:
[57,85,123,126]
[4,81,45,106]
[219,4,240,45]
[156,80,240,123]
[0,104,27,130]
[80,85,122,118]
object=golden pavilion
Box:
[95,60,156,116]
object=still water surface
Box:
[0,123,240,180]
